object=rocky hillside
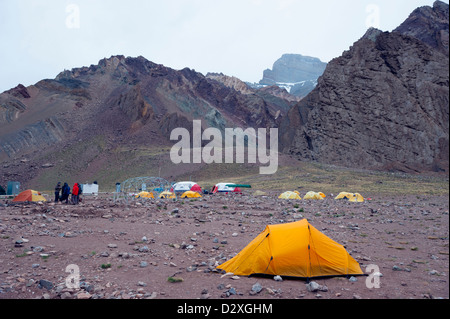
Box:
[280,1,449,174]
[257,54,327,98]
[0,56,297,188]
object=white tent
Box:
[212,183,240,193]
[171,181,202,194]
[81,183,99,195]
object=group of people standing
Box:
[54,182,82,204]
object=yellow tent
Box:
[181,191,202,198]
[278,191,302,200]
[335,192,364,202]
[303,191,324,200]
[159,191,176,199]
[13,190,47,203]
[335,192,353,200]
[349,193,364,203]
[217,219,363,279]
[135,191,155,199]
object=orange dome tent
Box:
[217,219,364,279]
[13,190,47,203]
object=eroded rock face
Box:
[280,2,449,173]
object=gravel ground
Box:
[0,192,448,302]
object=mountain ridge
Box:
[0,55,299,188]
[279,0,449,174]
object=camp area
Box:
[0,173,448,300]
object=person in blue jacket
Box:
[60,183,71,204]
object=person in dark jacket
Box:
[77,183,83,203]
[61,183,71,204]
[54,182,62,203]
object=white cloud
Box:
[0,0,448,92]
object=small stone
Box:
[306,281,320,292]
[266,288,275,295]
[77,292,92,299]
[273,275,283,282]
[186,266,197,272]
[39,279,53,291]
[61,292,72,299]
[140,261,149,268]
[251,283,263,294]
[139,246,150,253]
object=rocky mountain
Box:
[257,54,327,98]
[394,0,449,56]
[0,56,297,188]
[280,1,449,174]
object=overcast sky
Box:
[0,0,447,92]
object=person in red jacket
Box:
[72,183,79,205]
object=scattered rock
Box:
[250,283,263,295]
[273,275,283,282]
[39,280,53,291]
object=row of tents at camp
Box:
[165,182,365,202]
[8,182,365,204]
[135,181,242,199]
[171,181,244,194]
[278,191,365,202]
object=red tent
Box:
[190,184,202,193]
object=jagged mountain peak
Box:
[394,0,449,55]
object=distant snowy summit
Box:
[250,54,327,98]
